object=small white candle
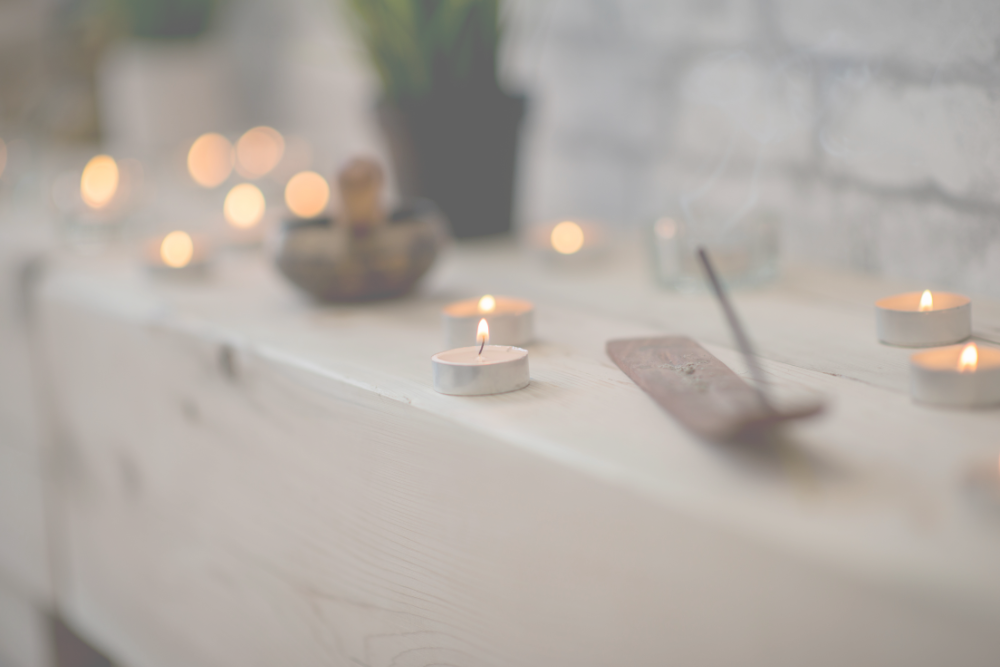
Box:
[442,295,534,350]
[433,319,530,395]
[876,290,971,347]
[910,342,1000,408]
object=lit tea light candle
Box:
[188,133,234,188]
[144,230,211,274]
[432,319,530,395]
[235,126,284,179]
[910,342,1000,408]
[284,170,330,219]
[442,294,534,349]
[529,219,607,260]
[64,154,141,239]
[223,182,268,245]
[875,290,971,347]
[81,155,119,210]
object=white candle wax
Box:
[876,290,971,347]
[442,296,534,350]
[910,342,1000,408]
[432,345,530,396]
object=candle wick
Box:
[479,339,486,355]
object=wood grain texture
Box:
[607,336,822,439]
[0,225,54,607]
[0,585,54,667]
[36,242,1000,667]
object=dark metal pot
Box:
[274,199,449,302]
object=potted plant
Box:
[344,0,524,238]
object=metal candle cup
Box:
[875,291,971,347]
[432,345,530,396]
[910,343,1000,408]
[442,296,534,350]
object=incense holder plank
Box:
[607,336,820,440]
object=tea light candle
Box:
[433,319,530,395]
[443,294,534,349]
[876,290,971,347]
[910,342,1000,408]
[223,182,269,246]
[529,219,607,260]
[144,231,211,274]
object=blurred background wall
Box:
[507,0,1000,296]
[1,0,999,295]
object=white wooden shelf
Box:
[36,239,1000,667]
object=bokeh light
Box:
[654,218,677,239]
[551,220,585,255]
[478,295,496,313]
[224,183,266,229]
[160,231,194,268]
[284,171,329,218]
[80,155,119,209]
[236,126,284,179]
[188,133,234,188]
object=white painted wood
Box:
[0,584,53,667]
[0,226,54,607]
[37,242,1000,667]
[0,445,50,605]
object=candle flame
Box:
[188,133,234,188]
[919,290,933,312]
[958,342,978,373]
[478,294,496,313]
[236,126,285,179]
[654,217,677,239]
[477,318,489,346]
[551,220,585,255]
[160,231,194,268]
[284,170,329,218]
[80,155,119,209]
[224,183,266,229]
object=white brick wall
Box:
[506,0,1000,296]
[102,0,1000,295]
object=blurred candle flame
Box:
[958,342,978,373]
[188,133,234,188]
[919,290,933,312]
[551,220,585,255]
[80,155,119,209]
[478,294,496,313]
[236,126,284,179]
[477,318,489,345]
[224,183,266,229]
[284,171,329,218]
[160,231,194,268]
[654,217,677,239]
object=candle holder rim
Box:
[875,291,970,312]
[910,342,1000,370]
[443,296,534,317]
[432,345,528,365]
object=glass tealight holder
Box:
[650,209,779,292]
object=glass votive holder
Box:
[650,210,779,291]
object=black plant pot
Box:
[379,89,525,239]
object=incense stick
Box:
[696,247,772,410]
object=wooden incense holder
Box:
[607,336,822,441]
